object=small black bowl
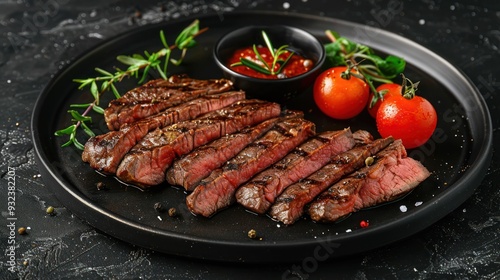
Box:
[213,25,326,102]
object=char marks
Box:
[166,110,303,191]
[269,136,395,225]
[82,91,245,174]
[308,140,430,223]
[235,128,357,215]
[186,117,315,217]
[115,99,281,187]
[104,75,233,130]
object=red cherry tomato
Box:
[376,95,437,149]
[313,66,369,120]
[367,83,402,118]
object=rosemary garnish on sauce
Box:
[55,20,206,150]
[230,30,295,76]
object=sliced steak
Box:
[354,146,430,210]
[308,140,405,222]
[186,117,316,217]
[116,100,281,187]
[308,140,430,223]
[166,111,303,191]
[269,136,394,225]
[235,128,356,215]
[104,75,233,130]
[82,91,245,174]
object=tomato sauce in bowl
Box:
[227,46,314,79]
[213,25,326,101]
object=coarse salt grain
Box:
[400,205,408,212]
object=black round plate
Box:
[31,11,492,263]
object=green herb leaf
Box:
[101,81,109,92]
[252,44,270,71]
[54,125,76,136]
[72,137,85,150]
[81,121,95,137]
[70,103,92,108]
[323,30,408,99]
[324,42,346,66]
[74,78,94,89]
[325,30,340,40]
[69,110,92,123]
[90,81,99,104]
[371,55,406,78]
[175,19,199,49]
[338,37,360,55]
[262,30,275,57]
[110,83,120,99]
[117,55,147,66]
[138,64,151,84]
[92,104,105,114]
[156,65,167,80]
[56,20,205,150]
[95,67,113,77]
[272,45,290,74]
[276,50,294,74]
[133,53,146,61]
[160,30,169,49]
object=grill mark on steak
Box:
[269,136,394,225]
[82,91,245,174]
[308,140,430,223]
[186,117,316,218]
[115,100,281,187]
[165,110,303,191]
[235,128,357,215]
[104,75,233,130]
[307,140,405,223]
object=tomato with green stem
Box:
[313,66,369,120]
[367,83,403,118]
[375,78,437,149]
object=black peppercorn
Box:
[168,207,177,217]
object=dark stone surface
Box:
[1,0,498,279]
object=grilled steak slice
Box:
[269,136,394,225]
[166,111,303,191]
[235,128,356,215]
[354,145,430,209]
[308,140,405,222]
[186,117,316,217]
[116,100,281,187]
[82,91,246,174]
[104,75,233,130]
[308,140,430,223]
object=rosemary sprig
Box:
[55,20,206,150]
[231,30,294,76]
[323,30,406,107]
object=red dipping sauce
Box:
[227,46,313,79]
